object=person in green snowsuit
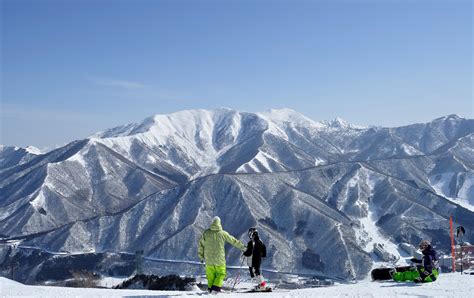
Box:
[393,240,439,283]
[198,216,245,293]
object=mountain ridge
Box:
[0,108,473,281]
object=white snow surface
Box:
[94,108,360,141]
[0,145,42,155]
[429,174,474,212]
[322,117,366,130]
[88,108,365,176]
[259,108,325,129]
[355,210,408,265]
[29,190,46,211]
[25,146,42,155]
[2,273,473,297]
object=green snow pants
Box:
[393,268,439,283]
[206,264,227,290]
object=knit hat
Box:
[419,240,431,251]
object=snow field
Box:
[1,272,473,297]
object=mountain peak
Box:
[434,114,464,122]
[262,108,304,119]
[25,146,43,155]
[95,108,241,139]
[0,145,42,155]
[259,108,325,128]
[323,117,364,129]
[332,117,350,127]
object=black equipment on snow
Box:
[371,266,412,281]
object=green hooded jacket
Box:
[198,217,245,266]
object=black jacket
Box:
[412,245,437,273]
[243,235,266,268]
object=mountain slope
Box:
[0,109,473,282]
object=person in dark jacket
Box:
[411,240,439,283]
[392,240,439,283]
[243,227,268,290]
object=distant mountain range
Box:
[0,109,473,281]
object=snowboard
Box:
[371,266,412,281]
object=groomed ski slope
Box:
[1,273,473,297]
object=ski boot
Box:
[253,280,267,291]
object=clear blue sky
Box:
[1,0,472,149]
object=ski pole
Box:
[198,261,205,286]
[231,255,245,291]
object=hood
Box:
[210,216,223,231]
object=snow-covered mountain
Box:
[0,145,42,170]
[0,108,473,282]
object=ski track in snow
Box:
[357,210,410,272]
[2,273,474,297]
[354,170,410,275]
[336,223,356,280]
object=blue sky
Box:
[1,0,472,149]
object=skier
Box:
[198,216,245,293]
[243,227,268,291]
[391,240,439,283]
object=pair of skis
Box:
[198,287,273,294]
[241,287,273,293]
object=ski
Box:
[229,286,274,293]
[243,287,273,293]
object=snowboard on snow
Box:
[371,266,412,281]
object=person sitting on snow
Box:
[411,240,439,283]
[391,240,439,283]
[243,227,268,291]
